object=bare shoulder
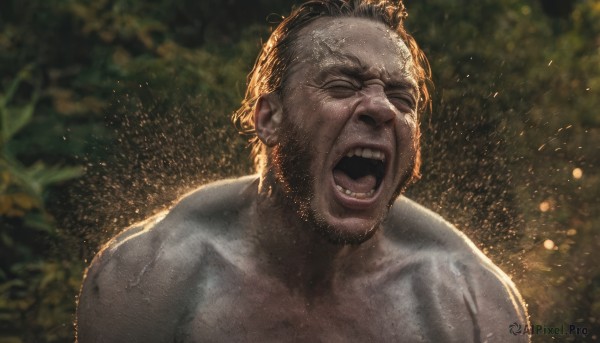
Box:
[170,174,258,221]
[382,197,529,341]
[76,175,258,342]
[384,197,487,256]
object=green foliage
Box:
[0,65,83,220]
[1,0,291,341]
[0,69,85,340]
[406,0,600,337]
[0,0,598,341]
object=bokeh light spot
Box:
[572,168,583,179]
[539,201,550,212]
[543,239,555,250]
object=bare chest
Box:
[175,268,425,342]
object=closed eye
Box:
[386,92,416,111]
[324,80,360,98]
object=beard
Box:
[269,118,417,245]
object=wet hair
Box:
[232,0,431,178]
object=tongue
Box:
[333,169,377,194]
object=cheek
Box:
[285,96,325,129]
[315,100,357,136]
[397,114,418,140]
[301,102,348,135]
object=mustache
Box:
[267,117,417,245]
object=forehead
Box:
[290,17,415,82]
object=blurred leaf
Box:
[10,193,35,211]
[0,102,36,146]
[0,65,37,145]
[23,212,54,233]
[27,164,84,190]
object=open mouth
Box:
[332,148,386,200]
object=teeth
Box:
[345,147,385,161]
[335,184,376,199]
[363,148,373,158]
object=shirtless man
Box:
[76,1,529,342]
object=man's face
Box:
[271,17,419,244]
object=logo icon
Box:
[509,322,522,335]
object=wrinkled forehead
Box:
[287,17,415,81]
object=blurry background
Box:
[0,0,598,341]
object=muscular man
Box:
[77,1,529,341]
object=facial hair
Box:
[270,119,315,224]
[269,116,417,245]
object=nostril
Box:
[359,114,377,127]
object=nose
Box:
[355,87,396,128]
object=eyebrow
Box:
[315,52,419,92]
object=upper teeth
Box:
[346,148,385,161]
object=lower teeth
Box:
[335,185,375,199]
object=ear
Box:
[254,93,283,147]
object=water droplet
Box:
[543,239,555,250]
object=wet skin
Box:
[268,18,420,242]
[77,177,528,342]
[77,18,529,342]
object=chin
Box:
[306,210,382,245]
[311,219,379,245]
[269,117,414,245]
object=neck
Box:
[250,170,381,297]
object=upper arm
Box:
[76,179,251,342]
[76,224,168,342]
[463,256,530,342]
[387,198,529,341]
[76,216,205,343]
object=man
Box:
[77,0,529,342]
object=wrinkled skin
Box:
[77,18,529,342]
[268,18,420,244]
